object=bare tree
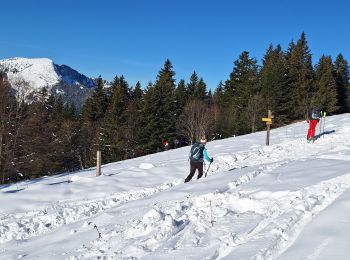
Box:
[244,93,265,133]
[177,100,215,144]
[12,78,32,105]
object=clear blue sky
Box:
[1,0,349,89]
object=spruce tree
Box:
[195,78,207,101]
[313,55,338,113]
[334,54,350,113]
[187,71,199,100]
[132,81,143,102]
[226,51,260,134]
[81,76,107,121]
[187,71,207,101]
[102,75,131,162]
[175,79,188,117]
[213,81,225,106]
[0,72,19,183]
[212,81,229,138]
[129,81,144,156]
[285,32,314,119]
[137,82,158,153]
[79,76,108,167]
[260,44,289,125]
[139,60,177,152]
[18,88,64,178]
[54,95,64,116]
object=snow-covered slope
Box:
[1,114,350,259]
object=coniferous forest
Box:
[1,33,349,184]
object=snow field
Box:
[1,114,350,259]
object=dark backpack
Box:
[310,108,320,120]
[189,142,204,161]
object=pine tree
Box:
[226,51,260,134]
[214,81,229,107]
[54,95,64,115]
[0,72,19,183]
[175,79,188,117]
[132,81,143,103]
[137,82,158,153]
[79,76,108,167]
[195,78,207,101]
[102,75,131,162]
[187,71,207,101]
[139,60,177,152]
[187,71,199,100]
[59,103,81,172]
[313,55,338,113]
[334,54,350,113]
[260,44,289,125]
[285,32,315,119]
[130,81,144,156]
[212,81,230,138]
[18,89,64,178]
[81,76,107,122]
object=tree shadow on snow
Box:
[0,184,11,190]
[47,180,70,186]
[3,188,25,194]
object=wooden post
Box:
[96,150,101,177]
[266,110,273,146]
[262,110,273,146]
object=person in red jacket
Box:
[307,108,320,142]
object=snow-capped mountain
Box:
[0,57,96,107]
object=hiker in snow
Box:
[163,140,169,151]
[307,107,321,142]
[174,139,180,149]
[184,137,213,183]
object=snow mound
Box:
[138,163,155,169]
[68,175,92,183]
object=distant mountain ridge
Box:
[0,57,97,108]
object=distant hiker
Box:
[307,107,321,142]
[184,137,213,183]
[163,140,169,151]
[174,139,180,149]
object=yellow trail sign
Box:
[262,118,272,122]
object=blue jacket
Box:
[203,147,211,162]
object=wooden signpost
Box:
[262,110,274,146]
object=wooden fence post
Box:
[96,150,101,177]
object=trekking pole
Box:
[319,117,323,138]
[323,112,326,138]
[205,162,212,177]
